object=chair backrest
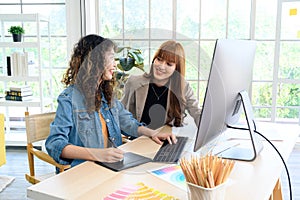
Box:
[25,112,55,144]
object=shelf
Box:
[0,97,53,107]
[0,76,40,82]
[5,132,27,146]
[0,14,48,22]
[0,42,50,48]
[0,42,39,48]
[0,74,52,82]
[1,13,53,140]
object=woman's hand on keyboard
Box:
[137,125,177,145]
[152,132,177,145]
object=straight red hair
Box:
[150,40,187,126]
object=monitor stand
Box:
[216,90,264,161]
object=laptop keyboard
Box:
[153,136,188,163]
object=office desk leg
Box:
[269,179,283,200]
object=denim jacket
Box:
[45,85,142,168]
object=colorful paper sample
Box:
[150,165,187,191]
[104,182,178,200]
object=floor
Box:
[0,147,53,200]
[0,143,299,200]
[281,143,300,200]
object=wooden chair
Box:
[25,111,70,184]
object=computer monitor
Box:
[193,39,263,161]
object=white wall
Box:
[66,0,99,59]
[65,0,83,59]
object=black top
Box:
[141,83,169,129]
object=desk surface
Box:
[27,122,299,200]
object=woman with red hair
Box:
[122,40,201,130]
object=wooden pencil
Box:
[179,154,235,188]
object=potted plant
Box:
[115,47,144,71]
[8,25,25,42]
[114,46,145,98]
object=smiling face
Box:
[150,41,186,86]
[100,48,116,83]
[152,57,176,86]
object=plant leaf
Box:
[134,63,145,71]
[128,49,144,65]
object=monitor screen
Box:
[193,39,258,157]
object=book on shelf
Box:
[5,90,33,97]
[10,52,29,77]
[5,95,33,101]
[6,56,12,76]
[9,85,32,92]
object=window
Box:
[98,0,300,124]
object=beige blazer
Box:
[121,74,202,126]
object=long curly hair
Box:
[149,40,187,127]
[61,34,116,112]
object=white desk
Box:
[27,123,299,200]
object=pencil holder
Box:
[187,181,227,200]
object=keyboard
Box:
[153,136,188,163]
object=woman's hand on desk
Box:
[138,126,177,145]
[61,144,125,163]
[91,148,125,163]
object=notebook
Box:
[95,152,152,172]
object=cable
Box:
[226,123,292,200]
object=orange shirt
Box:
[99,112,108,148]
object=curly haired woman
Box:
[46,35,176,169]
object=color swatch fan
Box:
[103,182,178,200]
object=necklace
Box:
[151,85,168,100]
